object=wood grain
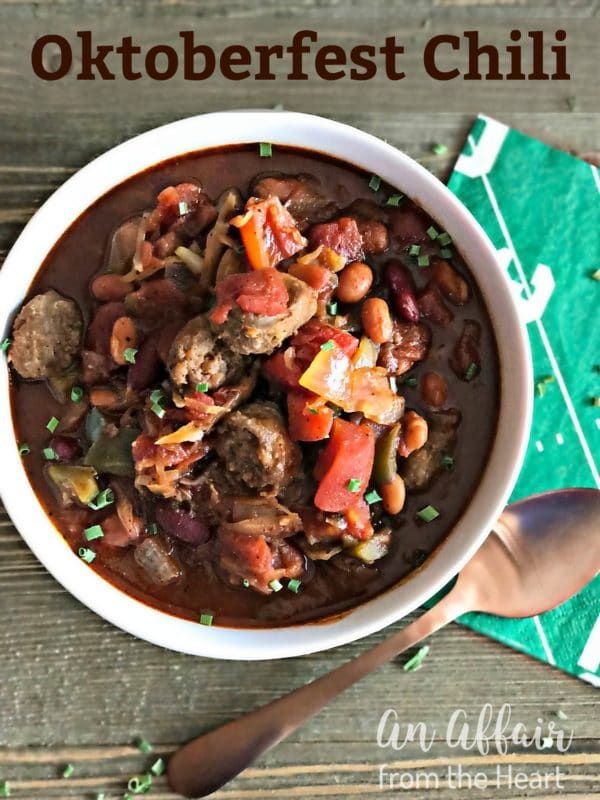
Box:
[0,0,599,798]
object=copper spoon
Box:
[168,488,600,798]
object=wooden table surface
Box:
[0,1,598,798]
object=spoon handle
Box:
[168,591,468,798]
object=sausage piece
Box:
[402,408,461,491]
[9,290,82,380]
[214,401,301,493]
[212,273,317,355]
[168,314,246,390]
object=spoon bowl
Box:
[168,488,600,798]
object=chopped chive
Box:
[464,362,479,381]
[150,388,165,404]
[78,547,96,563]
[440,247,453,259]
[127,773,152,794]
[46,416,60,433]
[327,302,338,315]
[88,488,114,511]
[426,226,439,240]
[441,454,455,471]
[432,143,448,155]
[403,376,418,388]
[409,244,421,256]
[123,347,137,364]
[178,201,189,215]
[195,382,209,393]
[243,578,250,588]
[416,505,440,523]
[556,709,569,721]
[259,142,272,157]
[403,644,430,672]
[84,524,104,542]
[320,339,335,351]
[123,794,133,800]
[287,578,302,593]
[368,174,381,192]
[0,781,10,797]
[307,406,319,415]
[347,478,361,493]
[0,338,10,354]
[417,255,430,268]
[43,446,58,461]
[269,579,283,592]
[151,403,166,419]
[62,763,75,779]
[70,386,84,403]
[437,232,452,246]
[386,194,403,206]
[591,268,600,281]
[150,757,166,776]
[592,397,600,407]
[536,375,555,397]
[18,442,30,456]
[199,613,214,626]
[365,489,382,504]
[146,523,158,535]
[136,737,153,754]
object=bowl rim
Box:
[0,110,532,660]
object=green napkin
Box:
[446,115,600,684]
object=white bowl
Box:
[0,111,532,660]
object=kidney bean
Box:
[128,334,161,391]
[86,302,126,354]
[451,320,481,379]
[337,262,373,303]
[90,274,131,302]
[421,371,448,407]
[433,260,470,305]
[361,298,393,344]
[49,435,82,461]
[385,260,420,323]
[418,283,454,327]
[155,503,210,545]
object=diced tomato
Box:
[289,261,337,316]
[287,392,334,442]
[210,268,289,325]
[308,217,363,261]
[263,320,358,392]
[313,419,375,513]
[344,497,374,540]
[292,319,359,367]
[262,350,304,390]
[232,196,307,270]
[288,262,333,292]
[156,182,203,223]
[183,391,216,421]
[132,433,189,468]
